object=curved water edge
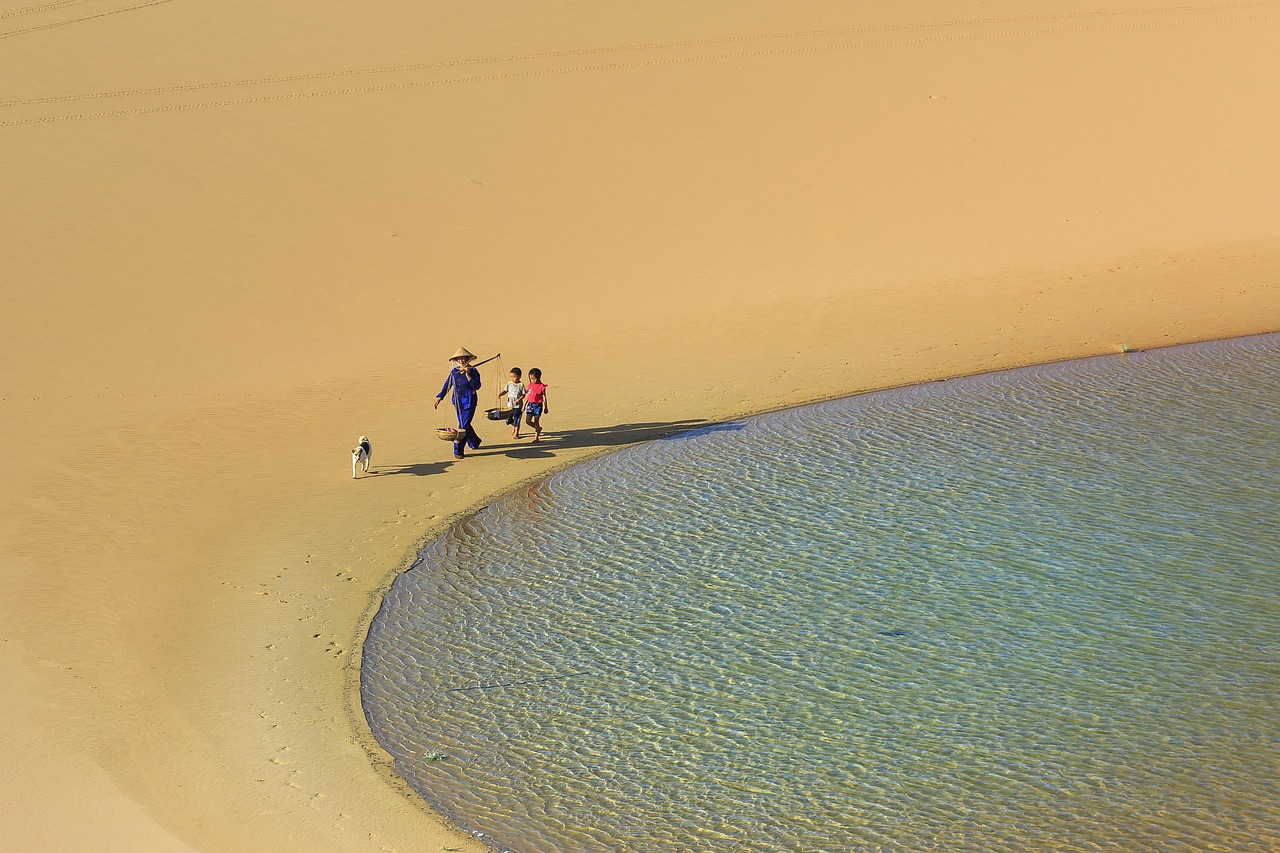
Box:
[362,333,1280,852]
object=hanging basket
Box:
[485,407,513,421]
[437,427,465,442]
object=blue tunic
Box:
[438,367,482,453]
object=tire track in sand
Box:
[0,0,175,38]
[2,6,1276,126]
[2,0,109,19]
[3,1,1275,104]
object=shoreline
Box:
[356,329,1280,852]
[347,327,1279,845]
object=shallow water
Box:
[363,334,1280,852]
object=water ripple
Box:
[364,334,1280,852]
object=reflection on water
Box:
[363,334,1280,852]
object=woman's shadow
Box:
[367,459,455,477]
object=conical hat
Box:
[450,347,475,362]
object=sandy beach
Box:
[2,1,1278,850]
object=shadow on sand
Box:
[366,459,455,478]
[370,418,746,474]
[490,418,747,459]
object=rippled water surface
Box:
[363,335,1280,852]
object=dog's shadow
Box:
[367,460,454,478]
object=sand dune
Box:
[2,1,1277,849]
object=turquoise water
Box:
[363,334,1280,852]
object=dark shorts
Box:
[525,402,544,418]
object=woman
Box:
[434,347,483,458]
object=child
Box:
[524,368,549,443]
[499,367,526,439]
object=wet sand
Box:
[2,2,1277,850]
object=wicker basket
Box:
[485,407,513,421]
[436,427,465,442]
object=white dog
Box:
[351,435,372,478]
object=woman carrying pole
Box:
[434,347,483,458]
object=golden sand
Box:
[2,2,1277,849]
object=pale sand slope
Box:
[2,1,1278,849]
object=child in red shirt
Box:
[523,368,549,443]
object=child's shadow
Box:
[499,443,556,460]
[478,439,555,460]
